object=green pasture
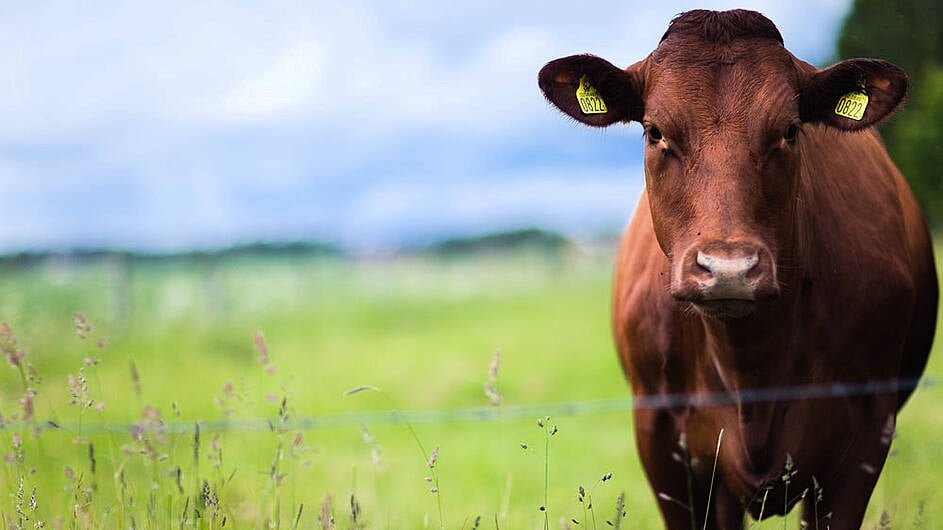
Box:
[0,249,940,529]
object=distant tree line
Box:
[837,0,943,226]
[0,229,578,266]
[426,228,570,256]
[0,241,341,268]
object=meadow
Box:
[0,246,940,529]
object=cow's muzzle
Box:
[671,240,780,318]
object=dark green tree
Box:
[893,67,943,220]
[836,0,943,226]
[838,0,942,78]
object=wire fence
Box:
[28,376,937,435]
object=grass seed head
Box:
[484,351,502,405]
[254,330,269,365]
[193,422,201,461]
[1,322,25,367]
[318,494,335,530]
[7,431,25,464]
[88,443,96,475]
[74,313,92,339]
[19,388,35,422]
[489,350,500,381]
[484,382,501,406]
[129,361,141,397]
[878,509,892,530]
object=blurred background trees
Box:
[838,0,943,225]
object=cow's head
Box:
[538,9,908,319]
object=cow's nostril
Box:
[696,250,759,278]
[695,251,715,273]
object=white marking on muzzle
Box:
[696,251,759,300]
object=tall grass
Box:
[0,250,940,527]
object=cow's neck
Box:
[697,291,803,472]
[700,297,799,384]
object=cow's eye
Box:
[648,126,664,141]
[783,123,799,142]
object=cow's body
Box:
[614,127,937,528]
[540,10,937,530]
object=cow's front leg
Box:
[800,410,896,530]
[634,407,744,530]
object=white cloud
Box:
[0,1,854,251]
[219,39,326,121]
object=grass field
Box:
[0,248,941,529]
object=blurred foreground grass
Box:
[0,248,940,528]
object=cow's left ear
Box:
[799,58,908,131]
[538,54,644,127]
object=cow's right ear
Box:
[799,58,909,131]
[538,54,644,127]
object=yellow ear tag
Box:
[834,86,869,121]
[576,75,608,114]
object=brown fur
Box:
[539,10,937,530]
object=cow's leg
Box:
[634,408,744,530]
[634,408,700,530]
[800,410,896,530]
[708,481,745,530]
[799,466,882,530]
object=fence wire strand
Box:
[20,376,936,435]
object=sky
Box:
[0,1,851,253]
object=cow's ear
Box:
[538,54,644,127]
[799,58,908,131]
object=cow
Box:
[538,9,937,530]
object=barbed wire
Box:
[17,376,936,435]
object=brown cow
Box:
[539,9,937,530]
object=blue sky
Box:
[0,1,850,253]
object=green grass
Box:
[0,249,940,528]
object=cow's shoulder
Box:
[799,127,915,285]
[612,193,683,392]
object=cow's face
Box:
[539,10,907,319]
[638,37,802,317]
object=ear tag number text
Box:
[834,89,869,121]
[576,75,608,115]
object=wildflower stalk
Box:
[544,428,550,530]
[782,454,795,530]
[609,492,626,530]
[577,472,613,530]
[702,428,724,530]
[346,385,445,529]
[1,323,38,426]
[535,416,557,530]
[678,434,696,530]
